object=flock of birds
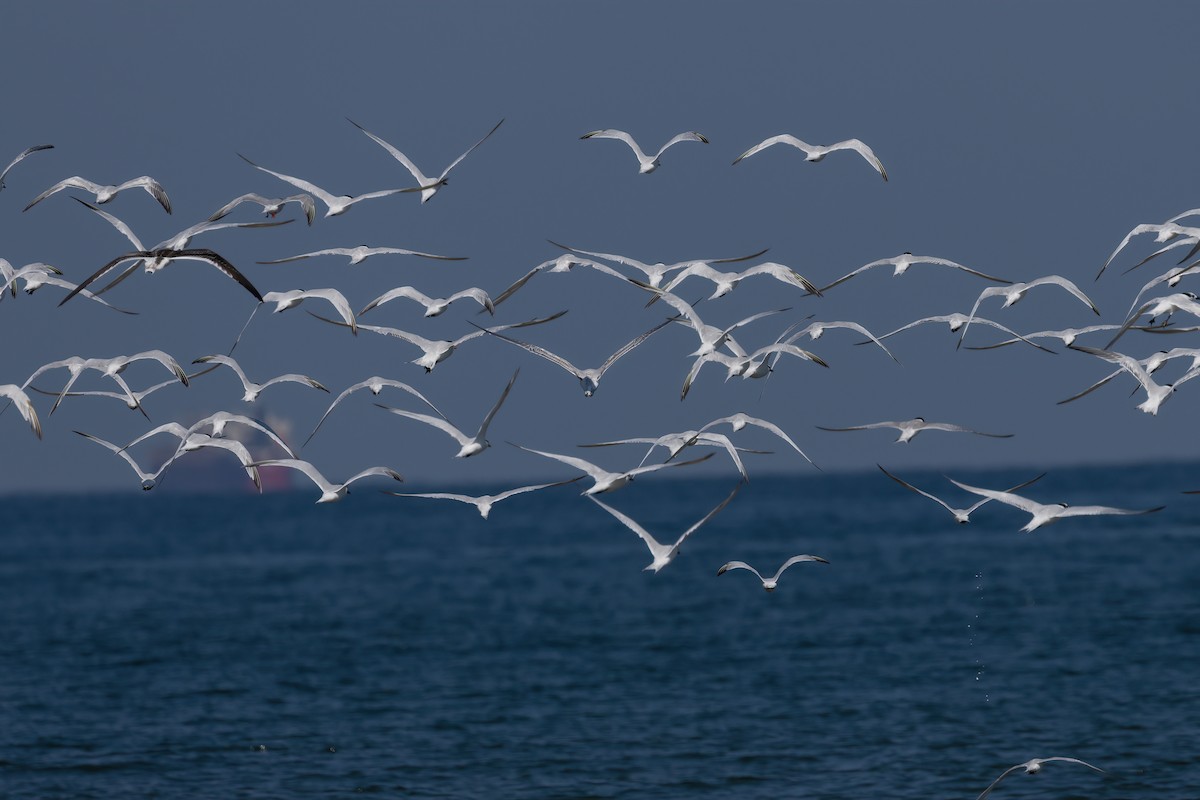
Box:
[1,120,1193,797]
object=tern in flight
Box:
[208,192,317,225]
[58,248,263,305]
[191,354,328,403]
[238,152,420,217]
[654,260,820,303]
[976,756,1105,800]
[591,482,741,572]
[25,174,171,213]
[0,144,53,191]
[305,377,445,446]
[250,459,404,503]
[878,465,1045,524]
[385,477,582,520]
[1097,221,1200,279]
[348,117,504,204]
[699,412,814,467]
[1066,344,1200,415]
[258,245,467,266]
[549,241,769,289]
[377,369,519,458]
[959,275,1099,349]
[263,288,358,334]
[872,313,1055,353]
[950,478,1164,532]
[0,385,41,438]
[819,252,1010,293]
[361,285,494,318]
[581,430,768,482]
[818,417,1012,444]
[511,444,714,496]
[579,129,709,174]
[733,134,888,180]
[717,555,829,591]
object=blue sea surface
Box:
[1,467,1197,798]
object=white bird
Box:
[305,377,445,446]
[1125,262,1200,319]
[1106,292,1200,348]
[121,411,295,459]
[1098,221,1200,279]
[384,477,583,520]
[0,144,53,191]
[583,430,765,482]
[964,324,1123,351]
[878,465,1045,524]
[639,285,789,357]
[1057,346,1200,407]
[262,288,358,334]
[0,259,60,296]
[959,276,1099,349]
[192,354,328,403]
[733,134,887,180]
[25,174,171,213]
[59,247,263,305]
[377,369,519,458]
[208,192,317,225]
[820,253,1009,293]
[348,117,504,204]
[87,423,263,490]
[471,317,672,397]
[257,245,467,266]
[5,271,138,314]
[361,285,494,318]
[976,756,1105,800]
[0,384,41,438]
[781,319,898,362]
[817,417,1012,443]
[1067,344,1200,415]
[699,412,815,466]
[580,129,708,174]
[309,310,566,372]
[591,482,740,572]
[249,458,403,503]
[24,350,188,415]
[548,241,770,289]
[655,260,820,301]
[872,313,1056,353]
[511,444,714,496]
[26,374,181,416]
[717,555,829,591]
[75,430,166,490]
[950,478,1164,532]
[237,152,419,217]
[680,341,829,400]
[488,254,637,308]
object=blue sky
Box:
[2,2,1199,494]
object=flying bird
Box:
[959,275,1099,349]
[717,555,829,591]
[878,465,1045,524]
[208,192,317,225]
[548,241,769,289]
[376,369,519,458]
[655,260,820,302]
[699,412,815,466]
[384,478,583,520]
[817,417,1013,443]
[976,756,1105,800]
[57,248,263,306]
[733,134,888,180]
[237,152,420,217]
[361,285,494,318]
[872,313,1056,353]
[0,384,41,438]
[263,288,358,334]
[304,376,445,446]
[249,459,403,503]
[0,144,53,191]
[580,129,709,174]
[1066,344,1200,415]
[348,117,504,204]
[819,253,1010,293]
[257,245,467,266]
[950,478,1164,532]
[590,482,741,572]
[511,444,713,496]
[25,174,171,213]
[191,354,328,402]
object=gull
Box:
[0,384,41,438]
[1098,221,1200,279]
[950,478,1164,532]
[1065,344,1200,415]
[192,354,328,402]
[959,276,1099,349]
[361,285,494,318]
[637,284,789,357]
[25,174,171,213]
[237,152,419,217]
[0,144,52,190]
[348,117,504,204]
[470,316,672,396]
[308,310,566,372]
[878,465,1045,524]
[376,369,518,458]
[976,757,1105,800]
[208,192,317,225]
[580,129,708,174]
[733,134,887,180]
[549,241,770,289]
[965,324,1122,351]
[304,377,445,446]
[654,260,820,303]
[817,417,1013,443]
[511,443,714,495]
[717,555,829,591]
[1106,292,1200,348]
[75,430,167,490]
[58,248,263,306]
[591,482,741,573]
[249,458,403,503]
[781,319,898,362]
[1058,346,1200,406]
[263,288,357,333]
[384,477,583,520]
[581,430,764,482]
[257,245,467,266]
[872,313,1053,353]
[820,252,1010,293]
[699,412,815,466]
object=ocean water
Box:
[1,466,1197,799]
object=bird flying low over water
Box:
[717,555,829,591]
[0,144,53,191]
[377,369,519,459]
[878,465,1045,524]
[733,134,888,180]
[580,129,709,174]
[249,459,404,503]
[975,756,1105,800]
[949,478,1164,532]
[590,482,741,572]
[510,444,714,496]
[385,477,583,520]
[817,417,1013,443]
[25,174,171,213]
[348,117,504,204]
[304,377,446,447]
